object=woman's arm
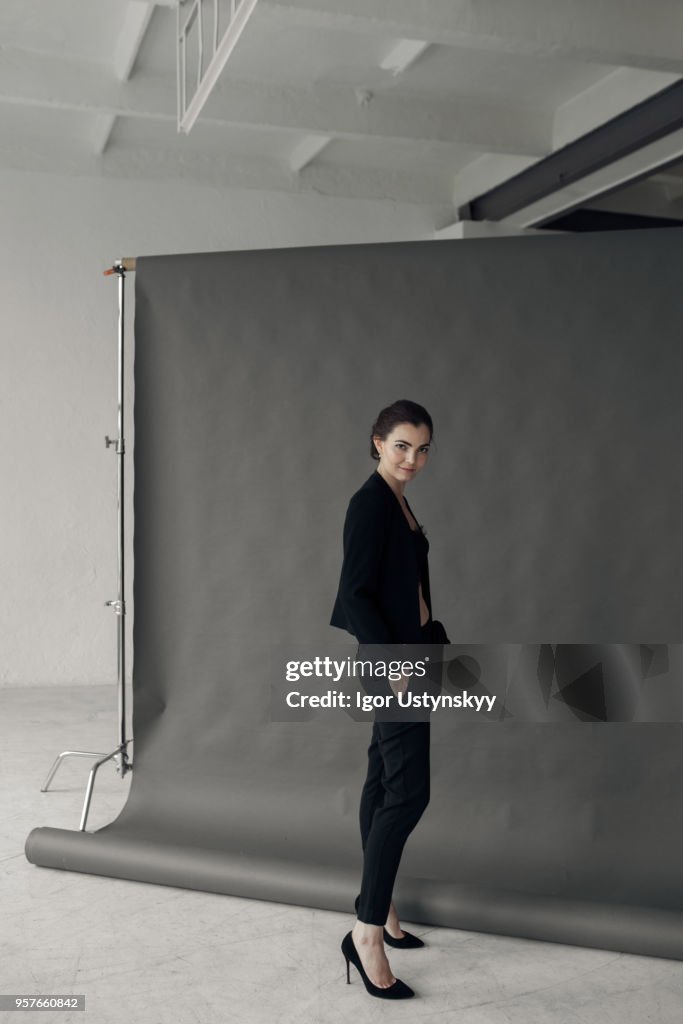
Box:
[338,488,394,645]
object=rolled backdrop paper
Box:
[25,228,683,960]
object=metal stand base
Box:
[40,742,133,831]
[40,260,133,832]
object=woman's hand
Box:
[389,673,409,697]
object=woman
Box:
[330,398,450,1000]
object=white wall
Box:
[0,167,434,686]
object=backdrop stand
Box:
[40,257,137,831]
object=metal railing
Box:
[177,0,259,133]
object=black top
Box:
[329,469,434,644]
[412,523,430,601]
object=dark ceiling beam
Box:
[460,80,683,222]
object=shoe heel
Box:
[340,930,414,1000]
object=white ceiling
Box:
[0,0,682,228]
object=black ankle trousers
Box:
[357,717,430,925]
[355,617,444,926]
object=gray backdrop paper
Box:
[26,228,683,960]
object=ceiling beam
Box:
[461,81,683,225]
[258,0,683,74]
[453,154,540,209]
[92,1,156,155]
[289,134,333,172]
[553,69,681,149]
[478,79,683,221]
[0,139,454,207]
[91,114,117,155]
[504,126,683,227]
[379,40,431,76]
[0,47,551,156]
[115,1,156,80]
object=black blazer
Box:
[330,469,444,644]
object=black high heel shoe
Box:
[341,931,414,999]
[354,895,426,949]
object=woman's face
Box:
[374,421,431,486]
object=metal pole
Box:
[41,259,134,831]
[114,264,127,755]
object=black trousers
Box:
[355,617,442,926]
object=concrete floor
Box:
[4,685,683,1024]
